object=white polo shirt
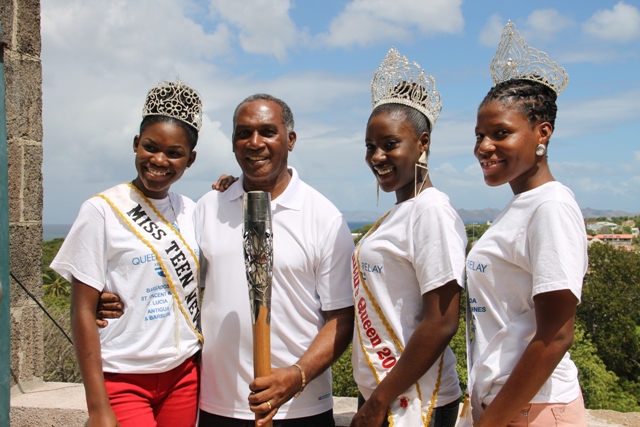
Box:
[196,167,355,420]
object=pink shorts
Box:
[507,393,587,427]
[103,354,200,427]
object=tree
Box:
[570,325,639,411]
[449,310,468,394]
[42,272,70,297]
[332,343,359,397]
[465,223,489,245]
[40,238,80,383]
[352,223,373,244]
[577,243,640,382]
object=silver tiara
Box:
[142,79,203,131]
[490,21,568,95]
[371,47,442,127]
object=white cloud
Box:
[560,49,623,64]
[40,0,376,223]
[549,161,611,176]
[479,13,504,47]
[318,0,464,48]
[567,177,626,195]
[479,10,572,48]
[464,164,480,176]
[434,162,458,174]
[429,114,476,158]
[208,0,304,60]
[555,89,640,138]
[522,9,573,42]
[583,1,640,43]
[42,0,230,70]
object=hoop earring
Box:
[414,151,429,197]
[535,144,546,157]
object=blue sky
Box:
[41,0,640,223]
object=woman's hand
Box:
[212,174,238,192]
[95,292,123,328]
[87,407,120,427]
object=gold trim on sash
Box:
[353,212,444,426]
[95,183,203,344]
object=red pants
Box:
[103,354,199,427]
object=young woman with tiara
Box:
[349,47,466,427]
[51,80,204,427]
[464,22,588,427]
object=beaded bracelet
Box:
[292,363,306,398]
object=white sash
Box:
[352,213,443,427]
[95,183,203,344]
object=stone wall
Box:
[0,0,44,386]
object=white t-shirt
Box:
[195,168,355,420]
[51,188,201,373]
[352,188,466,407]
[467,181,587,408]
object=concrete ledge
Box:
[9,383,637,427]
[11,380,87,427]
[334,396,357,426]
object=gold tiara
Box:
[142,79,203,131]
[490,21,568,95]
[371,47,442,127]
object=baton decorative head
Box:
[242,191,273,324]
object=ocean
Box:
[44,222,374,241]
[43,224,72,241]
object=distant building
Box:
[590,234,634,247]
[622,220,636,228]
[586,221,618,231]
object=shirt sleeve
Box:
[528,200,587,301]
[50,199,108,291]
[316,216,355,311]
[412,202,467,295]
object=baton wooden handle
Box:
[253,305,272,427]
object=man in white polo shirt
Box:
[195,94,354,427]
[97,93,354,426]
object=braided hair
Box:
[480,79,558,130]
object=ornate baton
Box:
[242,191,273,427]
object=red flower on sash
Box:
[400,397,409,408]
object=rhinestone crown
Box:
[371,47,442,127]
[142,80,203,131]
[490,21,568,95]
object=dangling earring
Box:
[376,181,379,206]
[414,151,429,197]
[535,144,546,157]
